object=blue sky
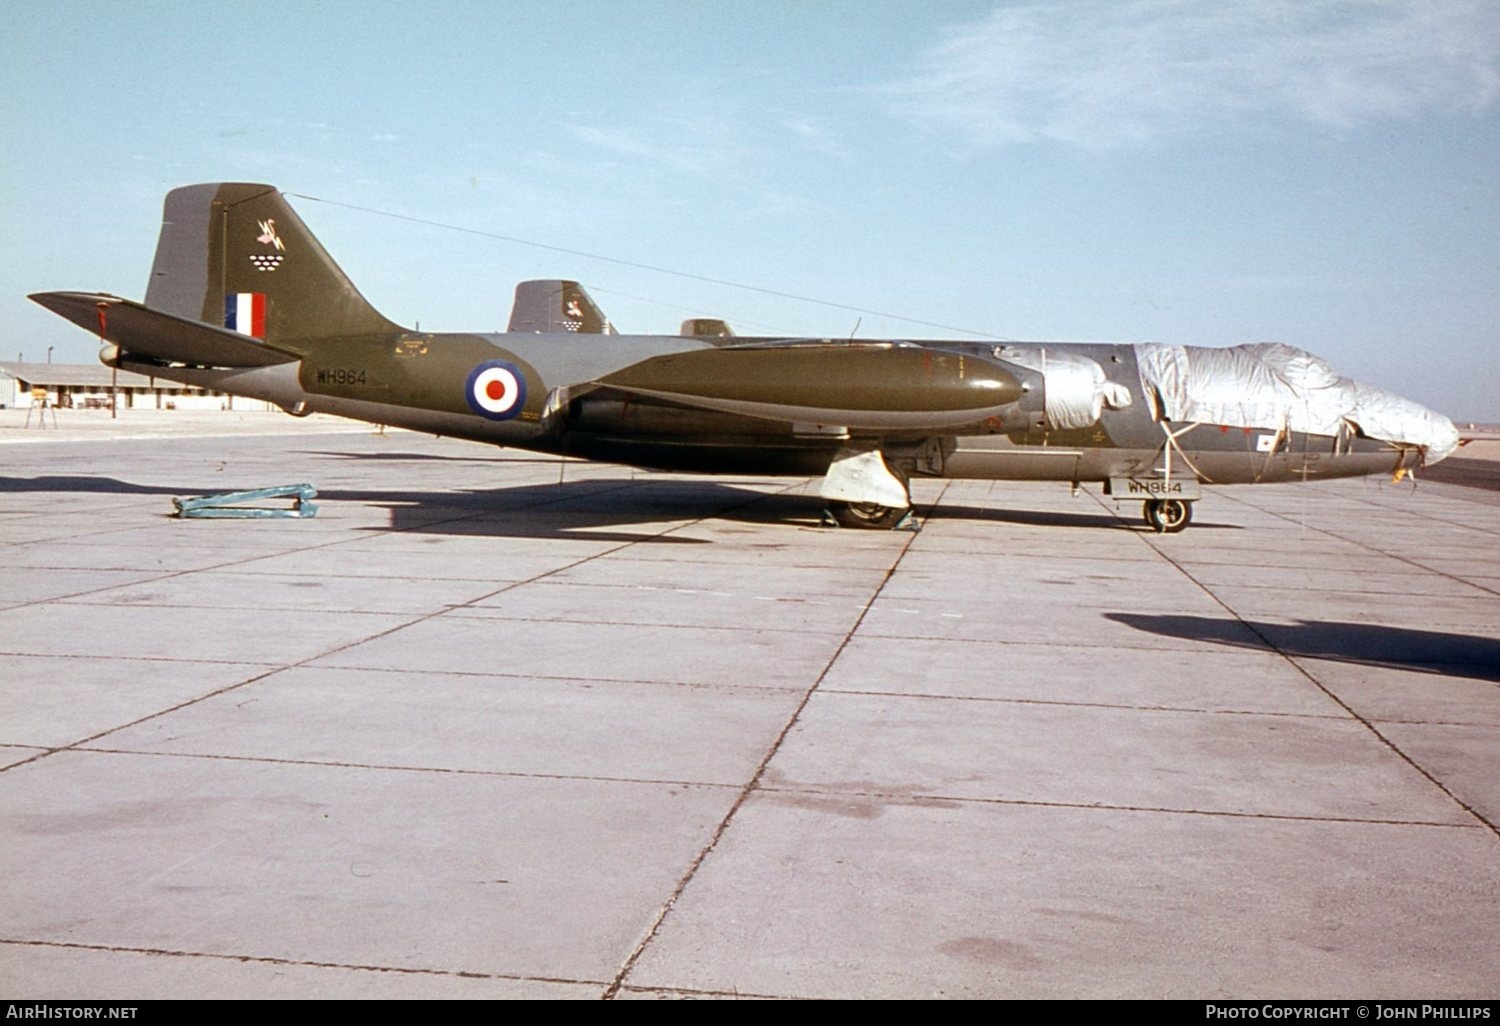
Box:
[4,0,1497,420]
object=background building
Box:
[0,362,232,411]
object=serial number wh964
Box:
[316,368,367,385]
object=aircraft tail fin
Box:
[680,317,735,338]
[507,279,616,334]
[144,183,402,351]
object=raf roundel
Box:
[465,361,527,420]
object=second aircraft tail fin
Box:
[507,279,616,334]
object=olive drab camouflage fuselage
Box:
[30,183,1460,532]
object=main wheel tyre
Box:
[829,500,910,530]
[1143,498,1192,533]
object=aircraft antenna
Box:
[289,193,1014,341]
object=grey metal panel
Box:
[143,183,216,320]
[945,443,1085,481]
[491,332,713,390]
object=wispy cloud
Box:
[885,0,1500,147]
[567,114,745,177]
[779,115,845,156]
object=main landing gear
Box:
[820,448,914,530]
[826,500,911,530]
[1142,498,1193,533]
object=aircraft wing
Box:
[28,292,297,369]
[592,340,1026,431]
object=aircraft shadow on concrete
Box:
[0,475,186,496]
[0,474,811,541]
[932,503,1241,531]
[290,449,567,465]
[1107,612,1500,684]
[358,480,819,542]
[3,473,1237,538]
[1421,457,1500,492]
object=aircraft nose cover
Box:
[1346,383,1461,464]
[1135,342,1460,463]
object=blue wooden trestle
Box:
[173,483,318,519]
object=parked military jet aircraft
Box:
[31,183,1459,532]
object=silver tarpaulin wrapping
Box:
[1134,342,1459,462]
[994,345,1133,431]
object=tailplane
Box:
[144,183,402,350]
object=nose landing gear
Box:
[1143,498,1193,533]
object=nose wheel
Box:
[1143,498,1193,533]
